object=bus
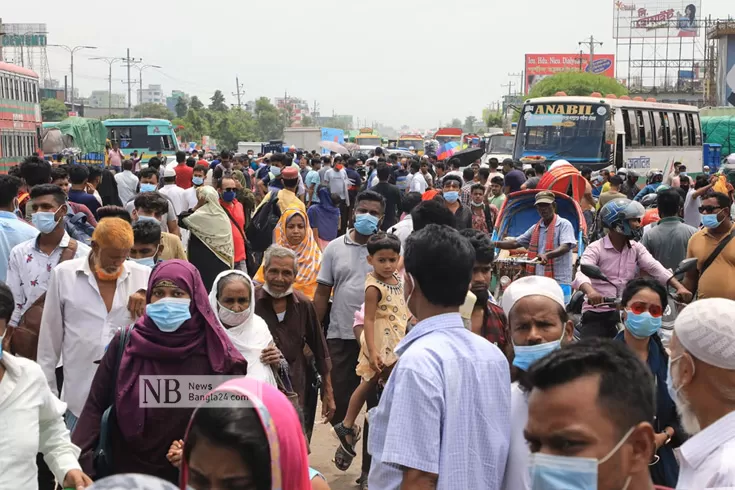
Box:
[397,134,424,155]
[0,62,42,172]
[355,127,382,151]
[482,131,516,164]
[104,118,179,158]
[513,95,703,173]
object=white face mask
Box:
[263,282,293,299]
[218,303,251,327]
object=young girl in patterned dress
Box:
[332,232,408,464]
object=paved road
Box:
[308,400,366,489]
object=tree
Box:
[174,97,189,118]
[301,115,314,127]
[210,108,258,150]
[482,108,504,128]
[190,96,204,111]
[41,98,68,122]
[209,90,228,112]
[450,118,462,129]
[254,97,284,140]
[529,71,629,98]
[134,103,175,120]
[464,116,478,133]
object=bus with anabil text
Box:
[513,94,703,173]
[0,62,42,172]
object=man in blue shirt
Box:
[67,165,101,220]
[0,175,39,281]
[369,224,511,490]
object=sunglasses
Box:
[698,206,722,214]
[627,302,663,318]
[223,188,237,193]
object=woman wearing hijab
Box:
[72,260,247,484]
[178,378,329,490]
[179,186,234,292]
[307,188,340,250]
[254,208,322,299]
[99,169,123,207]
[209,270,279,386]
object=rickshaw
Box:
[490,189,588,304]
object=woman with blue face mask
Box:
[71,260,247,484]
[614,278,686,488]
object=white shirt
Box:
[6,232,90,327]
[114,170,140,204]
[388,215,414,248]
[503,383,530,490]
[37,258,151,417]
[0,353,82,489]
[184,186,201,211]
[324,168,350,204]
[410,173,427,194]
[405,172,415,192]
[676,410,735,489]
[683,189,701,228]
[159,183,189,216]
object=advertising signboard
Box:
[0,23,48,47]
[612,0,700,39]
[525,53,616,94]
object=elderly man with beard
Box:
[254,244,335,439]
[669,298,735,488]
[501,276,574,490]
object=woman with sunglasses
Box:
[615,278,686,488]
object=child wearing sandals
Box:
[332,232,408,466]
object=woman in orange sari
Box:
[254,208,322,299]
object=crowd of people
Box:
[0,145,734,490]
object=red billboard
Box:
[525,53,616,94]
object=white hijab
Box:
[209,270,276,386]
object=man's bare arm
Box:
[401,469,439,490]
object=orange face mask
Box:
[336,164,344,171]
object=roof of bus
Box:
[0,61,39,78]
[103,118,173,126]
[525,96,699,112]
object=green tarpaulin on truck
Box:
[55,117,107,155]
[702,116,735,158]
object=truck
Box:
[237,141,268,155]
[283,127,345,154]
[434,127,463,145]
[397,134,425,155]
[355,127,382,152]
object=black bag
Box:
[246,193,281,252]
[93,327,131,478]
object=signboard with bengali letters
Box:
[525,54,616,94]
[612,0,700,39]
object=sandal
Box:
[333,444,354,471]
[331,423,362,470]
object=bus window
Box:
[645,111,656,147]
[669,112,681,146]
[676,113,689,146]
[691,113,702,145]
[657,112,668,146]
[622,109,633,147]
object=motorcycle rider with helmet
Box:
[572,198,693,338]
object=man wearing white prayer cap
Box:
[670,298,735,489]
[501,276,574,490]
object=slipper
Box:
[333,444,354,471]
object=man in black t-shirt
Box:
[371,164,402,231]
[502,158,527,194]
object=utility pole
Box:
[91,57,123,117]
[579,35,603,67]
[136,64,162,110]
[574,50,586,71]
[508,72,524,95]
[49,44,97,114]
[501,81,515,97]
[121,49,142,117]
[232,77,244,109]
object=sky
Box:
[2,0,733,129]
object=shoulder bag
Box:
[10,239,78,360]
[93,326,132,478]
[700,228,735,277]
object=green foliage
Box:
[464,115,478,133]
[450,118,462,129]
[209,90,228,112]
[212,109,258,150]
[482,108,504,128]
[190,96,204,111]
[301,115,314,127]
[254,97,284,141]
[134,103,175,120]
[41,98,68,122]
[175,97,189,118]
[528,71,629,98]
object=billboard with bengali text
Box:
[525,54,616,95]
[612,0,701,39]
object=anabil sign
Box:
[613,0,700,39]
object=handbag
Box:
[272,361,300,412]
[10,240,78,360]
[93,327,131,478]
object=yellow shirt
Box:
[687,224,735,300]
[160,232,187,261]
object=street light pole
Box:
[49,44,97,114]
[136,64,162,110]
[91,57,123,117]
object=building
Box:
[138,84,165,105]
[274,96,311,126]
[88,90,126,108]
[166,89,188,114]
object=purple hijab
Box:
[307,187,340,241]
[116,260,247,438]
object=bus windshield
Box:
[436,135,461,145]
[357,137,381,147]
[397,139,421,148]
[107,126,177,153]
[514,102,610,162]
[486,135,515,154]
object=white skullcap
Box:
[549,159,573,170]
[727,153,735,165]
[501,276,565,316]
[675,298,735,370]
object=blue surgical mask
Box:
[529,426,635,490]
[512,330,565,371]
[223,190,236,202]
[140,183,157,193]
[666,355,693,406]
[444,191,459,203]
[192,176,204,186]
[624,310,662,339]
[702,212,723,229]
[354,213,380,235]
[32,208,62,234]
[132,256,157,268]
[137,215,159,224]
[271,167,282,177]
[146,298,191,332]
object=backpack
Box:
[65,209,94,246]
[246,193,281,252]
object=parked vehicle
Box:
[104,118,179,157]
[0,62,42,172]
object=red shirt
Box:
[197,158,208,168]
[221,199,246,262]
[174,164,194,189]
